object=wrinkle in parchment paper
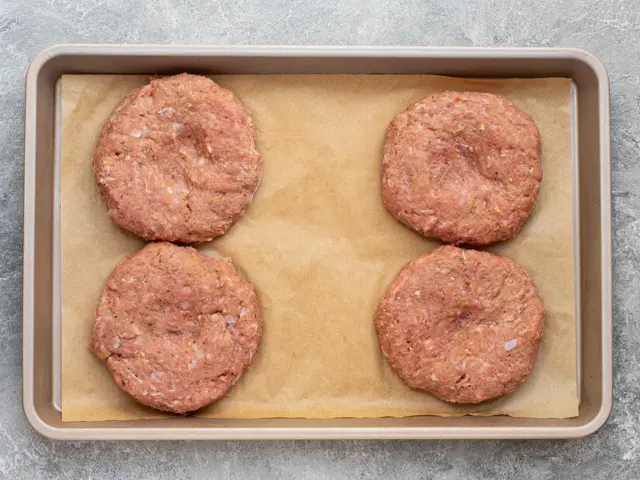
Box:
[61,74,577,422]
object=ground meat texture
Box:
[374,245,544,404]
[93,73,262,244]
[89,242,263,414]
[382,91,541,246]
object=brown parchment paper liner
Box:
[61,74,577,422]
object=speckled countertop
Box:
[0,1,638,478]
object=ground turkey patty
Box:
[89,242,263,414]
[93,73,262,244]
[375,245,544,404]
[382,91,541,246]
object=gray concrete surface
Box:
[0,0,638,478]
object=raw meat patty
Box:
[382,91,541,246]
[374,245,544,404]
[93,73,262,244]
[89,242,263,414]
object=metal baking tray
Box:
[23,44,612,440]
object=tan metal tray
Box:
[23,44,612,440]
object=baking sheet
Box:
[60,74,577,422]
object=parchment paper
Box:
[61,74,577,422]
